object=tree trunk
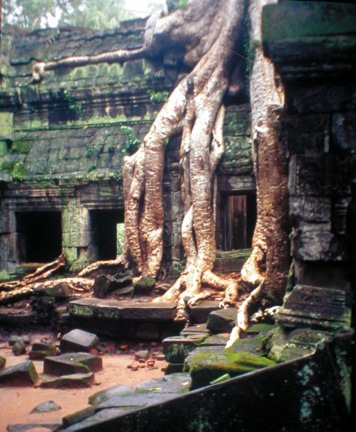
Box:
[30,0,290,327]
[227,0,290,345]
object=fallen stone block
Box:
[133,275,155,294]
[7,420,62,432]
[12,340,27,356]
[40,372,94,388]
[29,340,57,360]
[93,273,132,299]
[0,360,39,386]
[60,329,99,353]
[34,282,71,298]
[44,352,103,376]
[8,335,31,346]
[30,400,62,413]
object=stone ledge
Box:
[68,298,178,321]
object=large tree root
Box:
[0,254,93,304]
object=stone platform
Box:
[59,298,221,340]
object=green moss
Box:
[10,140,32,154]
[0,269,10,281]
[148,90,169,105]
[188,351,276,376]
[11,162,26,181]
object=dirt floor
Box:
[0,328,168,431]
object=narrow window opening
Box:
[90,210,124,260]
[16,211,62,263]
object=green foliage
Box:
[116,223,125,255]
[86,141,105,157]
[173,0,189,10]
[63,90,83,117]
[119,126,140,155]
[148,89,169,105]
[12,162,26,181]
[2,0,165,31]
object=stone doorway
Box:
[16,211,62,263]
[218,193,256,251]
[89,210,124,260]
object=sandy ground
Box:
[0,329,168,431]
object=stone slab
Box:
[60,329,99,353]
[44,352,103,376]
[162,336,198,364]
[40,372,94,388]
[68,298,177,321]
[189,301,220,324]
[207,308,237,334]
[0,360,39,386]
[277,285,352,330]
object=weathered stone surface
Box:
[277,285,352,331]
[133,275,155,294]
[34,282,71,298]
[30,400,62,413]
[68,298,177,322]
[88,384,133,406]
[162,336,199,364]
[44,352,102,376]
[185,347,275,389]
[206,308,237,334]
[7,421,62,432]
[118,302,177,321]
[12,340,27,356]
[60,342,350,432]
[268,327,331,362]
[60,329,99,353]
[29,341,57,360]
[40,372,94,388]
[0,360,39,385]
[262,2,356,79]
[189,301,220,324]
[8,335,31,346]
[93,274,132,299]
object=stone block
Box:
[189,301,220,324]
[0,360,39,386]
[44,352,103,376]
[162,336,198,364]
[185,346,275,390]
[133,275,155,294]
[207,308,237,334]
[60,329,99,353]
[119,302,177,321]
[40,372,94,388]
[277,284,352,331]
[29,341,57,360]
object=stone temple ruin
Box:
[0,1,355,431]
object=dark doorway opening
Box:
[90,210,124,260]
[16,211,62,263]
[218,193,256,250]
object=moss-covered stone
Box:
[185,348,276,389]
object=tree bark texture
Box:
[227,0,290,344]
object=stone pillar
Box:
[62,199,90,270]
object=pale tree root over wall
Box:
[27,0,291,336]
